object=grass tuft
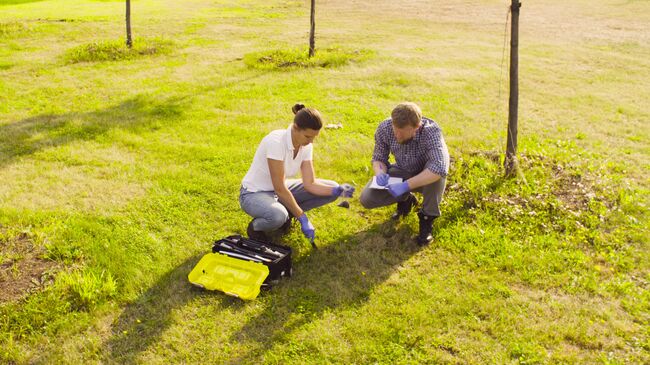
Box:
[0,21,28,37]
[244,47,374,70]
[59,269,117,311]
[63,38,173,64]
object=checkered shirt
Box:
[372,117,450,177]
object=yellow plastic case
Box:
[188,252,269,300]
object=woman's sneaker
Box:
[247,220,270,242]
[279,216,294,234]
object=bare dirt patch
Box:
[0,231,57,303]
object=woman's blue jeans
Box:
[239,179,339,232]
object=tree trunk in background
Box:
[126,0,133,48]
[309,0,315,57]
[504,0,521,176]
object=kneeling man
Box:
[360,102,450,246]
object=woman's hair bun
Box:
[292,103,306,115]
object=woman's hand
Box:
[297,214,315,240]
[331,183,355,198]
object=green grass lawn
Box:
[1,0,649,363]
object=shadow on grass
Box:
[101,222,423,363]
[0,94,188,168]
[100,201,488,363]
[224,223,423,363]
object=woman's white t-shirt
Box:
[241,125,313,192]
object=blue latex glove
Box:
[297,213,315,240]
[387,181,410,198]
[331,183,355,198]
[376,172,390,186]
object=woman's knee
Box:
[265,206,289,230]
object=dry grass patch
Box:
[0,160,146,214]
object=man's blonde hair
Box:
[391,102,422,128]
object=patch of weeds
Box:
[45,239,83,263]
[509,341,545,364]
[244,47,374,70]
[63,38,173,64]
[441,150,645,294]
[59,269,117,311]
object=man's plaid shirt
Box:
[372,117,450,177]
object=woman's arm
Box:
[300,160,337,196]
[268,159,303,218]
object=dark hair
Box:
[292,103,322,131]
[391,102,422,128]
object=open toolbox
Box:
[212,235,292,286]
[188,235,292,300]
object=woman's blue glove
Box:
[387,181,410,198]
[331,183,355,198]
[376,172,390,186]
[297,213,315,240]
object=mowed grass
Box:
[0,0,649,363]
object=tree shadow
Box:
[0,68,274,170]
[0,94,188,168]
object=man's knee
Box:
[359,188,377,209]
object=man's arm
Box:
[408,123,448,189]
[371,122,390,171]
[405,169,441,190]
[372,160,388,175]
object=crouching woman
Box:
[239,104,354,242]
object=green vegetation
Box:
[1,0,648,364]
[244,47,374,70]
[64,38,172,63]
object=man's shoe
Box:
[247,220,269,242]
[391,193,417,220]
[416,210,437,246]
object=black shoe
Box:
[391,193,417,220]
[416,210,437,246]
[247,220,269,242]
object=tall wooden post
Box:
[504,0,521,176]
[309,0,315,57]
[126,0,133,48]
